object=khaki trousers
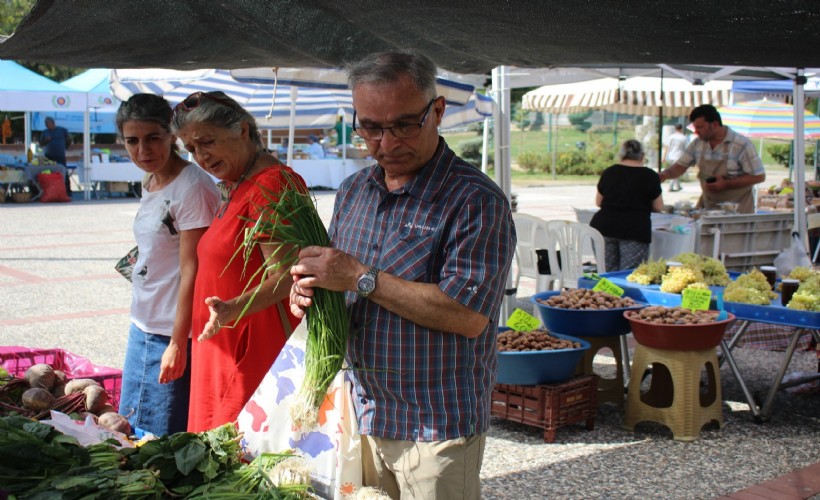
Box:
[361,433,486,499]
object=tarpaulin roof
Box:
[2,0,820,74]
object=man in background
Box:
[659,105,765,213]
[663,123,687,192]
[304,134,326,159]
[39,117,72,194]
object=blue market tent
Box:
[31,69,119,134]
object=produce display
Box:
[631,306,722,325]
[626,253,730,292]
[786,270,820,311]
[0,363,127,433]
[723,269,778,305]
[538,288,636,309]
[497,328,582,352]
[0,416,311,498]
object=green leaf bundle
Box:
[237,170,349,430]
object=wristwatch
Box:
[356,266,379,298]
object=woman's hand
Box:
[158,340,187,384]
[198,296,233,342]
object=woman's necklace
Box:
[217,150,261,218]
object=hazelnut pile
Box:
[538,288,637,310]
[629,306,721,325]
[497,328,582,352]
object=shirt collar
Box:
[366,137,452,202]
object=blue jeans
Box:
[119,323,191,435]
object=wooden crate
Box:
[491,375,597,443]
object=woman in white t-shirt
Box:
[116,94,220,435]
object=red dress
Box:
[188,165,302,432]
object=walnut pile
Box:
[629,306,721,325]
[497,328,582,352]
[538,288,637,310]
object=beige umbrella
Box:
[521,76,732,116]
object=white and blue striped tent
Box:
[111,67,488,132]
[110,68,355,130]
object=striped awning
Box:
[522,77,732,117]
[110,69,355,130]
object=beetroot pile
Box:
[0,363,129,434]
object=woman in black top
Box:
[590,139,663,271]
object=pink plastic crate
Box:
[0,346,122,407]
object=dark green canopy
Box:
[2,0,820,73]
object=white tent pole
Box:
[492,65,514,325]
[24,112,31,156]
[267,129,273,151]
[83,106,91,200]
[793,70,807,248]
[492,66,512,199]
[481,116,489,175]
[286,87,297,166]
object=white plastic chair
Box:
[511,213,556,293]
[545,220,607,289]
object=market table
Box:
[579,270,820,422]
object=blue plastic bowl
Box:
[530,290,647,337]
[496,329,590,385]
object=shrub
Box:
[457,137,493,168]
[517,152,546,173]
[568,111,593,133]
[767,143,815,168]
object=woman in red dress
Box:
[171,91,303,432]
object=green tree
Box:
[0,0,82,81]
[568,111,593,133]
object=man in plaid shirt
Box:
[659,104,765,213]
[290,50,516,499]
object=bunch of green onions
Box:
[234,171,349,430]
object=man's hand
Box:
[289,246,365,317]
[704,175,727,192]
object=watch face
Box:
[357,275,376,295]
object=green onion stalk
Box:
[233,171,350,431]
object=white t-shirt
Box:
[130,163,220,335]
[665,131,688,164]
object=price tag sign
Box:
[681,288,712,311]
[592,277,624,297]
[506,308,541,332]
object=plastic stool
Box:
[575,335,627,409]
[624,344,723,442]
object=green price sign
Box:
[592,278,624,297]
[506,308,541,332]
[681,288,712,311]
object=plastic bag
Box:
[774,232,813,278]
[42,411,133,448]
[237,322,363,499]
[36,171,70,202]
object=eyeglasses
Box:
[173,91,238,115]
[352,97,439,141]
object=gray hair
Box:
[618,139,645,161]
[346,49,437,99]
[170,91,263,149]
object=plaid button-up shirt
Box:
[329,139,516,441]
[678,126,765,178]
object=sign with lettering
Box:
[592,278,624,297]
[506,308,541,332]
[682,288,712,311]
